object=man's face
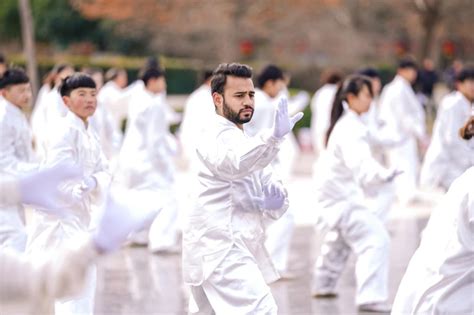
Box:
[265,79,286,98]
[399,68,417,84]
[458,79,474,102]
[147,77,166,94]
[62,87,97,121]
[2,83,32,109]
[214,76,255,127]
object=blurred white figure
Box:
[179,70,214,173]
[88,68,123,170]
[26,74,111,315]
[378,59,427,204]
[310,70,342,156]
[421,67,474,191]
[0,68,37,252]
[392,157,474,315]
[98,68,129,131]
[31,64,74,159]
[0,167,160,315]
[244,65,296,277]
[117,68,180,252]
[312,75,400,313]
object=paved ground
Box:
[94,152,443,315]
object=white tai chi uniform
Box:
[244,90,296,274]
[97,80,128,130]
[312,104,395,305]
[117,87,179,251]
[179,84,214,173]
[0,98,37,252]
[379,75,426,203]
[420,91,473,191]
[310,83,338,155]
[30,84,51,156]
[392,166,474,315]
[26,112,110,315]
[183,113,288,315]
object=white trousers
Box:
[0,205,26,252]
[312,209,390,305]
[188,242,277,315]
[264,206,294,273]
[148,190,180,252]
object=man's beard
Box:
[222,98,253,124]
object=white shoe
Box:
[358,302,391,313]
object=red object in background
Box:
[240,40,254,57]
[442,40,456,57]
[394,40,409,57]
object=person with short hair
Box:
[378,58,428,204]
[183,62,303,314]
[98,67,129,129]
[312,75,400,313]
[420,66,474,191]
[117,67,180,252]
[0,68,36,252]
[26,73,111,315]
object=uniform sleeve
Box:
[260,164,289,220]
[395,89,426,140]
[197,128,282,181]
[0,239,99,304]
[90,149,111,204]
[0,120,37,174]
[145,104,172,166]
[339,130,393,190]
[0,178,21,205]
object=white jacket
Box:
[182,114,289,286]
[179,84,214,167]
[89,102,123,160]
[314,106,394,229]
[118,87,176,189]
[392,167,474,315]
[98,81,128,129]
[310,84,338,153]
[0,98,37,175]
[420,91,473,189]
[378,75,426,141]
[27,112,110,255]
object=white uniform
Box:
[244,90,296,274]
[310,83,338,154]
[179,84,214,172]
[312,105,394,305]
[378,75,426,203]
[26,112,110,315]
[420,91,473,190]
[0,98,37,252]
[98,81,128,130]
[183,113,288,314]
[392,166,474,315]
[89,101,123,166]
[30,84,51,156]
[117,87,179,251]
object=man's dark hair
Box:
[59,73,96,96]
[357,67,380,79]
[0,67,29,89]
[0,53,5,64]
[202,70,214,84]
[140,67,164,86]
[398,58,418,70]
[257,64,284,88]
[211,63,253,94]
[456,66,474,82]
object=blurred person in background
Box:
[378,59,428,205]
[392,115,474,315]
[443,59,464,91]
[312,75,401,313]
[244,64,297,278]
[117,67,180,253]
[98,67,129,131]
[0,53,7,77]
[420,66,474,191]
[86,67,123,170]
[416,58,438,109]
[310,70,343,156]
[26,73,111,315]
[0,68,37,252]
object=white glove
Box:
[80,176,97,193]
[19,163,82,215]
[71,184,85,203]
[93,190,161,253]
[263,183,286,210]
[273,98,304,139]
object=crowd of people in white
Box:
[0,53,473,315]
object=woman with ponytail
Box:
[311,75,401,313]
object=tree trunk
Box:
[18,0,39,101]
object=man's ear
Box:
[212,92,223,109]
[62,95,71,108]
